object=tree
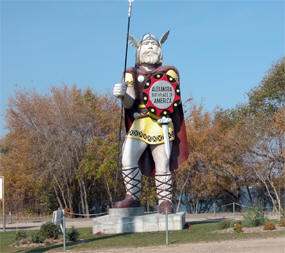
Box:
[214,57,285,212]
[174,101,246,213]
[0,85,120,215]
[247,57,285,116]
[245,58,285,212]
[78,137,118,209]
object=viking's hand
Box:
[113,82,128,98]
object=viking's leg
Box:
[151,142,173,214]
[114,138,147,208]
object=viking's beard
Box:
[140,51,160,65]
[137,47,162,65]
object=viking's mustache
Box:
[142,50,158,56]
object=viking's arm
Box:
[122,72,135,109]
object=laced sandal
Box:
[114,194,140,208]
[155,173,174,214]
[114,167,141,208]
[158,200,173,214]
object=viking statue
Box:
[113,31,189,213]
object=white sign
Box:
[149,80,175,109]
[0,177,3,200]
[52,210,63,225]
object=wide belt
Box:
[134,104,165,120]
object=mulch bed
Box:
[14,238,63,248]
[215,224,285,233]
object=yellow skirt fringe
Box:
[126,117,175,145]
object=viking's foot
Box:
[158,200,174,214]
[114,194,140,208]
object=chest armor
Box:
[130,66,179,111]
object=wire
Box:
[65,211,107,217]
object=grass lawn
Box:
[1,222,285,253]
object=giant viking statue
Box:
[113,31,189,214]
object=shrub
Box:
[217,221,231,230]
[279,218,285,227]
[31,231,46,243]
[242,206,265,227]
[67,226,79,242]
[233,223,243,233]
[263,221,276,231]
[183,223,191,229]
[40,222,60,239]
[19,239,29,245]
[15,230,27,241]
[23,208,33,217]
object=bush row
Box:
[217,207,285,233]
[15,222,80,244]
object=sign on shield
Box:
[142,72,181,116]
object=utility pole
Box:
[0,176,5,231]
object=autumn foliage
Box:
[0,86,120,215]
[0,58,284,215]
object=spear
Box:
[114,0,135,204]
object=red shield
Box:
[142,73,181,116]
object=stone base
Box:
[93,207,185,234]
[108,206,144,217]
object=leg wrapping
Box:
[155,173,172,204]
[122,167,141,201]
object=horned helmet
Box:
[128,31,170,65]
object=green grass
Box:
[1,222,285,253]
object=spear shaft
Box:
[114,0,134,204]
[124,0,133,73]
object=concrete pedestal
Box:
[92,207,185,234]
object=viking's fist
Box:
[113,82,128,98]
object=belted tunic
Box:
[123,64,189,176]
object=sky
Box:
[0,0,284,138]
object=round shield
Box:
[142,72,181,116]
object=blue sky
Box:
[0,0,284,138]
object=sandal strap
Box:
[122,167,141,201]
[155,173,172,202]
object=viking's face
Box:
[136,40,162,65]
